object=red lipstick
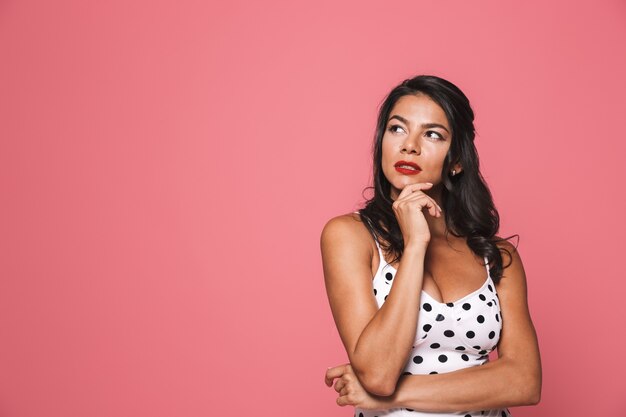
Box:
[394,160,422,175]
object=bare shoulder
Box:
[494,236,524,281]
[494,236,519,257]
[320,212,373,255]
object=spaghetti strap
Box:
[483,256,491,278]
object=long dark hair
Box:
[357,75,517,284]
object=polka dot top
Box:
[354,218,512,417]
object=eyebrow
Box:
[388,115,450,134]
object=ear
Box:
[451,162,463,176]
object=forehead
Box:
[389,94,449,127]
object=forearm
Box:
[376,357,539,412]
[352,244,427,394]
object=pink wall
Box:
[1,0,625,416]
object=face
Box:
[381,93,458,200]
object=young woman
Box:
[320,75,541,417]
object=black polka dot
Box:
[489,331,496,339]
[373,288,377,295]
[487,302,493,306]
[473,345,481,350]
[462,303,471,310]
[384,295,388,301]
[406,409,414,412]
[413,355,423,364]
[438,354,448,363]
[465,414,471,417]
[461,354,469,361]
[429,371,438,374]
[477,315,485,323]
[435,314,445,321]
[402,371,413,375]
[479,350,487,355]
[423,303,432,311]
[488,284,493,292]
[430,343,440,349]
[423,324,432,332]
[457,317,461,321]
[385,272,393,281]
[493,298,498,305]
[359,413,364,417]
[444,330,455,337]
[446,302,454,307]
[455,346,465,351]
[495,313,500,322]
[479,294,486,301]
[466,331,475,339]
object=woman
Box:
[320,75,541,417]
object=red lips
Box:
[394,160,422,175]
[394,160,422,170]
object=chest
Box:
[371,238,491,304]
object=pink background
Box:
[1,0,625,416]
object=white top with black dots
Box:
[354,216,512,417]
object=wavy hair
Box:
[357,75,517,283]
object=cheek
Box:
[429,148,450,167]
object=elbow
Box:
[361,376,396,397]
[502,355,541,406]
[522,387,541,406]
[527,384,541,405]
[352,366,397,397]
[515,369,542,406]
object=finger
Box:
[395,188,442,216]
[396,182,433,201]
[398,193,442,218]
[417,195,441,218]
[325,364,348,386]
[336,395,349,407]
[421,196,439,218]
[403,191,442,212]
[333,379,345,393]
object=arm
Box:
[321,214,428,396]
[376,241,542,411]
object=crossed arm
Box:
[321,215,542,412]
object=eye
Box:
[387,124,406,134]
[426,130,444,140]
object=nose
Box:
[401,134,421,154]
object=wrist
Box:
[404,241,429,254]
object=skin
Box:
[320,93,542,412]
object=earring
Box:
[451,170,456,176]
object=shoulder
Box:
[320,212,374,263]
[321,212,370,244]
[493,236,526,287]
[494,236,518,254]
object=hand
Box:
[392,182,442,245]
[324,363,390,410]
